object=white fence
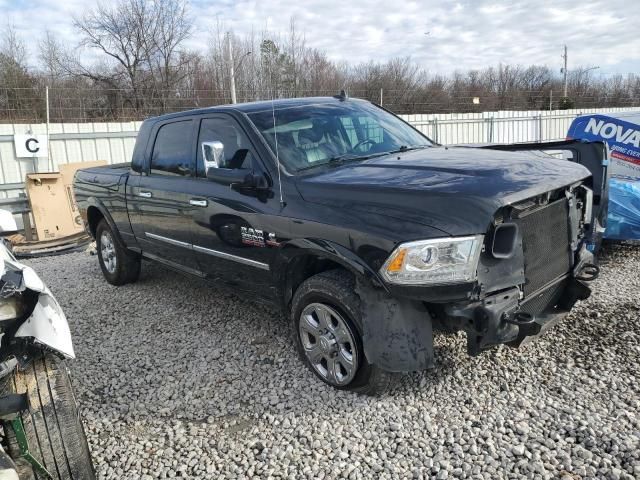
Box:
[1,106,640,198]
[401,106,640,145]
[0,122,141,198]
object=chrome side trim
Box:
[144,231,270,271]
[145,232,192,249]
[192,244,270,271]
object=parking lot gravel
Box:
[24,243,640,479]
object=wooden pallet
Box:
[10,232,92,258]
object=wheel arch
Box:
[275,238,388,309]
[84,199,122,244]
[280,239,435,374]
[86,204,104,238]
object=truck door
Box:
[127,119,202,274]
[184,114,286,299]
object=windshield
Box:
[247,100,433,172]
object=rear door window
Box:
[150,120,194,176]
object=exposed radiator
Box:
[517,198,572,298]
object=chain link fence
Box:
[1,85,640,123]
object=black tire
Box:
[96,219,140,286]
[1,354,95,480]
[291,269,394,395]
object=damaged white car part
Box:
[0,255,72,477]
[0,257,74,360]
[0,216,94,479]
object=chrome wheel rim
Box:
[299,303,358,386]
[100,232,117,273]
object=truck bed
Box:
[78,162,131,176]
[73,162,133,241]
[74,162,130,196]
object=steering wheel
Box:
[352,138,377,152]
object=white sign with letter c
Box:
[14,134,48,158]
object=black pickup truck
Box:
[73,96,608,394]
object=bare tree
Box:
[143,0,193,107]
[39,31,66,80]
[3,11,640,122]
[74,0,151,108]
[0,23,40,121]
[1,23,27,67]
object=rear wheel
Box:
[96,219,140,285]
[291,270,393,395]
[0,354,95,480]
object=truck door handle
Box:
[138,191,152,198]
[189,199,208,207]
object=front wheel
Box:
[0,354,95,480]
[291,270,393,395]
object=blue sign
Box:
[567,113,640,240]
[606,178,640,240]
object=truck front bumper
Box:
[358,249,596,373]
[443,276,592,356]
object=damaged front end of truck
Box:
[358,182,600,372]
[440,182,599,355]
[356,141,608,371]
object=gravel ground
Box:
[24,244,640,480]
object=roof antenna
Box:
[267,56,285,208]
[335,89,348,101]
[271,96,285,208]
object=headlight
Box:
[0,296,22,321]
[380,235,484,285]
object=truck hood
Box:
[295,146,591,236]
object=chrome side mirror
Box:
[0,210,17,233]
[202,141,225,170]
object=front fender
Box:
[11,266,74,359]
[15,288,75,359]
[274,239,434,372]
[274,238,389,307]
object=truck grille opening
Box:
[516,198,572,298]
[520,278,567,316]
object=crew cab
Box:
[73,96,608,394]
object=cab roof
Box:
[144,96,367,123]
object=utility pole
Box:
[562,45,568,98]
[228,32,237,104]
[45,85,51,171]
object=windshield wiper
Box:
[328,153,366,164]
[295,153,368,172]
[295,145,431,173]
[390,145,430,154]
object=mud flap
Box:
[356,281,434,373]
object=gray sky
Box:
[2,0,638,75]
